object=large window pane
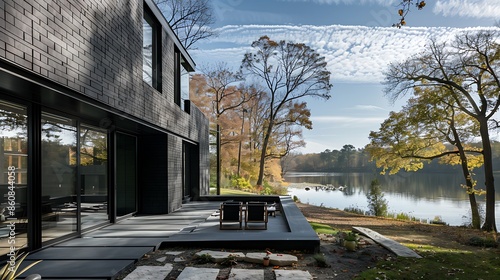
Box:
[41,113,77,242]
[143,17,153,86]
[0,100,28,255]
[180,58,190,111]
[80,126,108,229]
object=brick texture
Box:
[0,0,210,209]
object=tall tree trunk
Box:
[256,121,274,187]
[479,117,497,232]
[453,127,481,229]
[458,151,481,229]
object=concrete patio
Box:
[16,196,319,279]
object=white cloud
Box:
[192,25,491,83]
[311,115,385,124]
[276,0,397,5]
[434,0,500,18]
[354,105,386,111]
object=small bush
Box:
[467,236,498,248]
[313,253,330,267]
[220,254,238,266]
[195,253,213,264]
[344,205,365,215]
[230,176,252,191]
[430,215,447,225]
[389,212,418,221]
[366,179,388,217]
[293,195,300,202]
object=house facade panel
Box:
[0,0,209,257]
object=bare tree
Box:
[241,36,332,187]
[155,0,218,49]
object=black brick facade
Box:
[0,0,209,214]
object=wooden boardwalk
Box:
[353,226,422,258]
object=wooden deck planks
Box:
[353,226,422,258]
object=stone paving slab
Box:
[245,252,298,266]
[177,267,220,280]
[25,247,152,260]
[195,250,246,262]
[18,260,134,279]
[123,263,173,280]
[275,270,313,280]
[229,268,264,280]
[164,250,184,255]
[353,227,422,258]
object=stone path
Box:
[123,250,313,280]
[124,266,313,280]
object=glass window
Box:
[41,113,78,241]
[175,50,190,111]
[143,8,162,92]
[80,126,108,229]
[0,100,28,255]
[143,16,153,87]
[180,58,190,111]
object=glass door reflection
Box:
[0,100,28,255]
[80,126,108,229]
[41,113,77,242]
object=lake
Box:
[284,172,500,229]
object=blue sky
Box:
[190,0,500,153]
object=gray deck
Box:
[17,196,319,279]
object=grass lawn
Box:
[309,222,338,235]
[307,221,499,279]
[356,243,500,279]
[209,188,256,195]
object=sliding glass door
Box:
[41,113,78,242]
[80,126,108,229]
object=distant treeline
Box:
[287,142,500,174]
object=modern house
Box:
[0,0,209,258]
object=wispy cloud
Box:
[311,115,385,124]
[192,25,493,83]
[276,0,397,5]
[434,0,500,19]
[354,105,386,111]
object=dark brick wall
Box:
[167,134,183,212]
[0,0,210,208]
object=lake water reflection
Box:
[285,172,500,228]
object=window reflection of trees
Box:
[0,100,28,255]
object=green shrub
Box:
[467,236,498,248]
[430,215,447,225]
[195,253,213,264]
[313,253,330,267]
[230,176,252,191]
[259,181,274,195]
[366,179,388,217]
[343,205,364,215]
